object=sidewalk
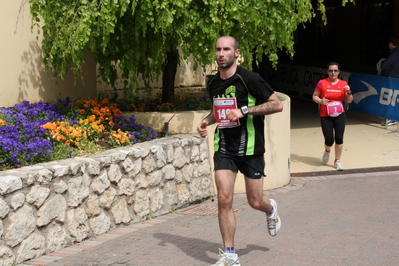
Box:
[21,171,399,266]
[20,98,399,266]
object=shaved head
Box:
[217,36,240,50]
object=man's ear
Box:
[235,49,240,58]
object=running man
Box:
[197,36,283,266]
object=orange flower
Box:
[88,115,96,123]
[72,130,81,138]
[41,122,56,130]
[112,109,122,116]
[92,107,100,115]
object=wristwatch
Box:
[240,105,250,115]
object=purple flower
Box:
[0,98,157,168]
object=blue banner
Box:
[349,73,399,121]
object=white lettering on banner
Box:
[379,87,399,106]
[304,70,324,88]
[349,73,399,121]
[267,66,299,85]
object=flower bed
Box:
[0,98,157,170]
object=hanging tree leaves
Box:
[28,0,354,100]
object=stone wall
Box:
[0,134,214,266]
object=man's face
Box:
[215,37,239,69]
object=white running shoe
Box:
[322,150,330,164]
[382,120,397,126]
[334,160,344,171]
[266,199,281,236]
[211,249,240,266]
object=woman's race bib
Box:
[326,101,344,117]
[213,97,240,128]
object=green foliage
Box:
[49,142,79,162]
[28,0,354,92]
[145,214,155,220]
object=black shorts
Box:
[214,151,266,179]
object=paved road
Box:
[21,170,399,266]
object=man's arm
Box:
[226,93,283,122]
[197,110,216,138]
[248,93,283,115]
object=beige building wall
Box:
[0,1,96,108]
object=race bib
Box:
[213,97,240,128]
[326,101,344,117]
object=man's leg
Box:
[244,176,272,213]
[215,169,237,248]
[245,176,281,236]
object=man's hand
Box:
[226,109,244,122]
[197,120,209,138]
